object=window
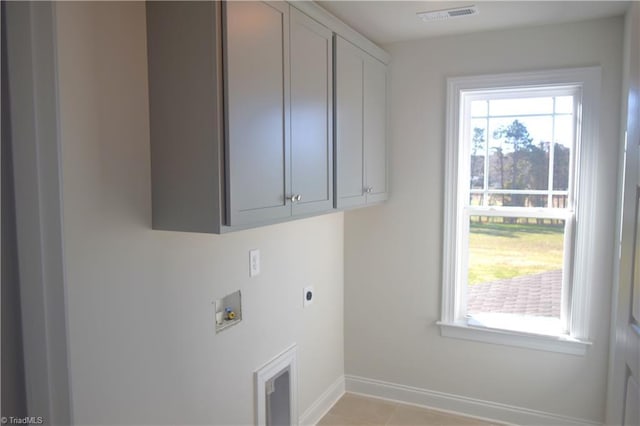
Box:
[440,68,601,355]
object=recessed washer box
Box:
[215,290,242,333]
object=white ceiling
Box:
[317,1,630,45]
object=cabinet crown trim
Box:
[289,1,391,65]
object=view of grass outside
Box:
[467,217,565,285]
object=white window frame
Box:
[439,67,601,356]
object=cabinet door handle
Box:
[295,194,302,202]
[365,186,373,193]
[289,194,302,202]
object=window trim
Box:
[441,67,601,355]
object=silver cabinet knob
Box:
[289,194,302,202]
[295,194,302,202]
[365,186,373,193]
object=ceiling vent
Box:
[417,5,479,22]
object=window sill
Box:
[437,319,591,356]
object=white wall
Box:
[344,16,623,423]
[54,3,344,424]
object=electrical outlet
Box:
[303,286,314,307]
[249,249,260,277]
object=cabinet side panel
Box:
[290,8,333,216]
[225,1,291,224]
[335,37,365,208]
[364,56,388,202]
[146,2,222,233]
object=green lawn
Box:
[468,220,565,285]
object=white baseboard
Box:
[345,375,601,426]
[299,375,345,426]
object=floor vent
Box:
[255,345,298,426]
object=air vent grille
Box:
[417,5,479,22]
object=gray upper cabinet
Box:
[147,1,225,233]
[290,7,334,217]
[335,36,366,208]
[147,1,337,233]
[363,54,388,204]
[224,1,291,226]
[335,36,388,209]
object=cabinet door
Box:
[364,56,388,203]
[147,1,224,233]
[290,8,333,216]
[335,36,366,209]
[224,1,291,226]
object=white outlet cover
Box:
[249,249,260,277]
[303,286,314,307]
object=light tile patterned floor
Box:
[318,394,503,426]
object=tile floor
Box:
[318,394,503,426]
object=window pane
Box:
[555,96,573,114]
[489,192,551,208]
[471,100,488,117]
[487,194,506,206]
[525,194,548,208]
[514,116,553,145]
[469,193,483,206]
[470,121,486,189]
[487,118,508,189]
[488,117,550,193]
[528,147,550,191]
[485,193,548,208]
[489,97,553,116]
[552,194,568,208]
[553,145,571,191]
[554,115,574,147]
[553,116,573,192]
[467,216,565,319]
